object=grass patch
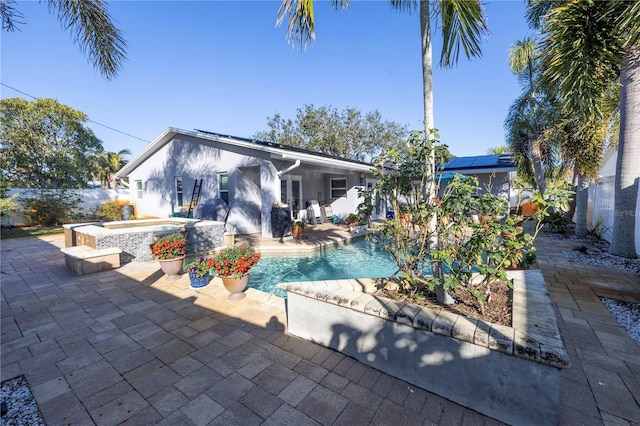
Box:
[1,226,64,239]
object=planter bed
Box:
[278,270,570,426]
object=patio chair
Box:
[307,200,324,224]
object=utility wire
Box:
[0,82,151,144]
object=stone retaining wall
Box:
[278,270,570,426]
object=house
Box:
[114,128,377,238]
[438,154,518,206]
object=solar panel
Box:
[472,156,498,167]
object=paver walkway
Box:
[1,227,639,425]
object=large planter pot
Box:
[278,270,570,426]
[158,256,184,281]
[189,273,211,289]
[292,226,304,239]
[220,274,250,300]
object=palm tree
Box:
[97,149,131,189]
[277,0,487,197]
[1,0,126,79]
[531,0,639,257]
[277,0,487,304]
[486,145,510,155]
[505,36,552,195]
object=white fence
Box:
[588,176,640,256]
[3,188,130,226]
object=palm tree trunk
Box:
[530,139,547,196]
[420,0,434,132]
[609,51,640,258]
[420,0,436,200]
[574,174,590,237]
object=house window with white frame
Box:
[218,173,229,204]
[330,177,347,198]
[135,180,143,199]
[175,176,183,207]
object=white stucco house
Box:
[114,128,377,238]
[438,154,518,206]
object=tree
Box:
[254,105,408,162]
[96,149,131,189]
[505,36,563,195]
[486,145,510,155]
[276,0,488,192]
[1,0,126,79]
[530,0,639,257]
[0,98,104,189]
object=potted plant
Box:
[291,220,304,239]
[347,213,359,225]
[211,246,261,300]
[501,214,524,240]
[151,232,186,281]
[184,256,214,289]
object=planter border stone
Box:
[278,270,570,426]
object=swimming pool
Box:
[248,238,398,298]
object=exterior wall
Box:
[123,133,375,238]
[127,135,276,235]
[474,172,511,201]
[4,188,129,226]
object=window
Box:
[218,173,229,204]
[175,176,183,206]
[135,180,143,199]
[330,177,347,198]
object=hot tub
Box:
[64,218,225,263]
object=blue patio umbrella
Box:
[437,172,468,184]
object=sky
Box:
[1,0,532,159]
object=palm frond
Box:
[46,0,127,80]
[612,0,640,47]
[388,0,417,14]
[1,0,25,31]
[276,0,348,51]
[540,0,625,121]
[438,0,488,68]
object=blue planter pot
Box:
[189,273,210,289]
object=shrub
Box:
[19,190,82,226]
[94,200,122,221]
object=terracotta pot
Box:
[158,256,184,281]
[220,274,250,300]
[292,226,304,239]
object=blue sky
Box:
[1,1,530,158]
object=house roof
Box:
[441,154,516,174]
[115,128,375,178]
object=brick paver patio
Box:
[1,226,639,425]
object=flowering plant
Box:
[184,256,214,278]
[211,246,260,278]
[151,233,186,260]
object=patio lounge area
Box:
[1,225,639,425]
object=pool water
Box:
[248,238,398,298]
